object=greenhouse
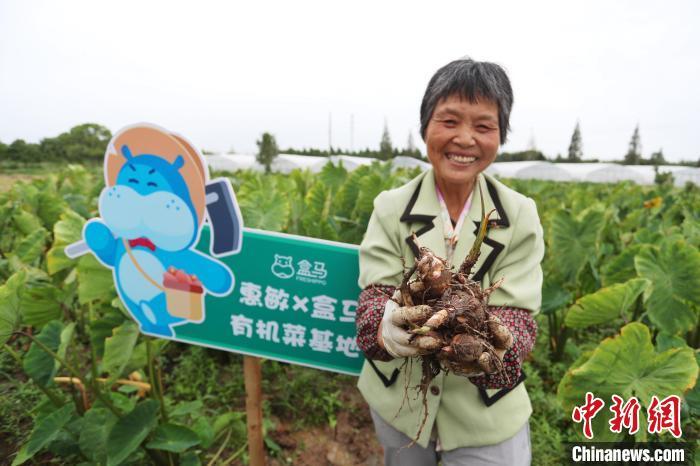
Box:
[552,163,639,183]
[623,164,700,187]
[205,154,258,172]
[313,155,376,172]
[391,155,431,170]
[205,154,700,187]
[672,166,700,187]
[490,161,574,181]
[206,153,328,173]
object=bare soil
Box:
[266,387,384,466]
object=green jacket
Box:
[357,168,544,450]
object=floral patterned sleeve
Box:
[468,306,538,390]
[355,284,396,362]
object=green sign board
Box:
[170,227,365,376]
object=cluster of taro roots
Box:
[389,210,514,442]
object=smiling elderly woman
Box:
[354,59,544,466]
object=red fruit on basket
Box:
[175,270,190,283]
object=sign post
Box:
[244,356,265,466]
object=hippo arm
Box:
[168,250,233,296]
[84,219,118,267]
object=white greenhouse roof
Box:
[627,165,689,185]
[313,155,376,171]
[206,153,329,174]
[672,167,700,187]
[206,154,699,186]
[491,161,574,181]
[491,162,699,186]
[205,154,258,172]
[391,156,431,170]
[554,163,640,183]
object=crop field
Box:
[0,162,698,465]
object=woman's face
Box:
[425,94,500,188]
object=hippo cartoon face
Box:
[271,254,294,279]
[99,145,199,251]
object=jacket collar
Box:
[400,169,509,281]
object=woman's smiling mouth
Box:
[445,152,478,164]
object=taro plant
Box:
[557,236,700,440]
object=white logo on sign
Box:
[271,254,295,279]
[296,260,329,285]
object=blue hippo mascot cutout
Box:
[66,124,243,338]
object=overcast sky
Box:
[1,1,698,162]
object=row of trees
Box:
[561,123,668,165]
[255,122,424,172]
[0,124,111,163]
[2,122,697,168]
[281,122,423,161]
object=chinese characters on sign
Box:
[231,281,360,358]
[572,392,683,439]
[174,228,365,375]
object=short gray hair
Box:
[419,58,513,143]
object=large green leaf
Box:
[238,177,290,231]
[301,182,339,240]
[317,161,348,195]
[77,254,115,304]
[11,403,74,465]
[180,451,203,466]
[332,166,366,216]
[548,209,605,282]
[101,320,139,382]
[686,353,700,417]
[191,417,215,449]
[79,407,118,463]
[20,282,64,328]
[106,399,160,466]
[89,309,127,358]
[353,172,392,226]
[600,244,643,287]
[540,280,573,315]
[122,339,167,376]
[146,423,200,453]
[13,210,43,236]
[12,228,49,264]
[36,188,66,230]
[23,320,63,387]
[46,209,85,275]
[565,278,648,328]
[303,181,331,223]
[57,322,76,363]
[0,271,26,346]
[635,238,700,334]
[558,323,698,441]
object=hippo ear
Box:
[121,144,134,161]
[172,155,185,171]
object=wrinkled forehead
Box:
[433,93,500,120]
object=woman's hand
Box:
[378,299,442,358]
